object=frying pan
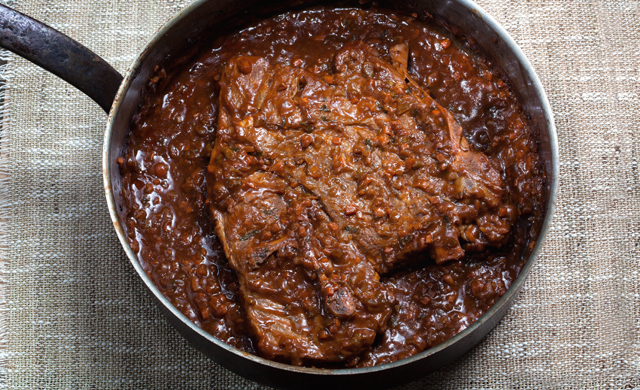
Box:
[0,1,558,389]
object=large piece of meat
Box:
[206,42,515,364]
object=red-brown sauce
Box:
[118,7,544,367]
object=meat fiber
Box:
[206,42,515,364]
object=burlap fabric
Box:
[1,0,638,388]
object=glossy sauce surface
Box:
[118,8,545,367]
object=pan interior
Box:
[103,0,557,383]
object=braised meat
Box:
[206,41,517,363]
[207,53,392,365]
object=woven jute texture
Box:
[1,0,639,388]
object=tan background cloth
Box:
[1,0,638,388]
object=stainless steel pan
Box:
[0,1,558,388]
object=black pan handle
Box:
[0,4,123,113]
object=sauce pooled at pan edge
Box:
[118,7,545,368]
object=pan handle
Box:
[0,4,123,113]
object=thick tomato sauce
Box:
[118,8,544,367]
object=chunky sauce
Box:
[118,8,544,367]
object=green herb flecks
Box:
[344,226,360,233]
[302,122,314,133]
[239,230,258,241]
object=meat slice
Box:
[206,42,517,362]
[207,57,392,365]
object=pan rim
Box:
[102,0,559,377]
